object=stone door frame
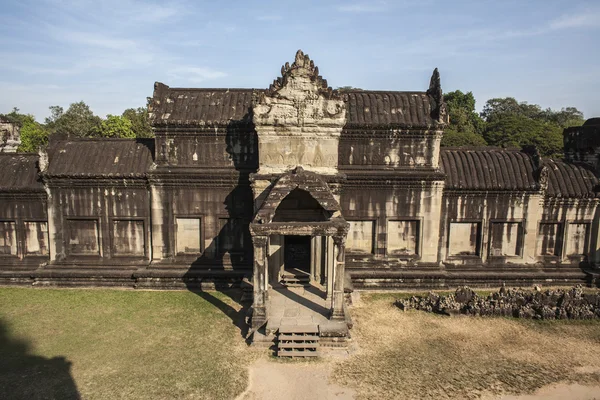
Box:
[249,220,348,329]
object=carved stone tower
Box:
[252,50,347,177]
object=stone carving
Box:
[253,50,346,131]
[0,117,21,153]
[253,50,347,175]
[426,68,448,125]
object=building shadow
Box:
[182,115,258,340]
[0,318,80,399]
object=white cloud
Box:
[549,10,600,30]
[337,2,387,13]
[168,67,227,83]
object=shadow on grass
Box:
[0,318,80,400]
[191,290,251,342]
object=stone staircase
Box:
[280,269,311,287]
[276,325,320,357]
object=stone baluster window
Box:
[537,223,562,256]
[490,222,523,257]
[0,221,17,256]
[24,222,49,256]
[113,220,145,256]
[176,218,202,255]
[68,219,100,255]
[347,220,374,254]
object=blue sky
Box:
[1,0,599,121]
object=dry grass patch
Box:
[334,293,600,400]
[0,287,261,400]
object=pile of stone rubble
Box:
[396,285,600,320]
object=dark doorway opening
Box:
[284,235,311,273]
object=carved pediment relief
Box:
[253,50,346,130]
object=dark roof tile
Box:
[47,138,154,177]
[0,154,43,191]
[149,83,438,129]
[440,148,537,191]
[545,159,599,198]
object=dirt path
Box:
[484,383,600,400]
[236,358,355,400]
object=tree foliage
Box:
[122,107,153,138]
[480,97,584,157]
[442,90,487,146]
[45,101,102,138]
[97,115,136,138]
[483,115,564,158]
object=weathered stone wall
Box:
[46,181,150,266]
[0,193,48,269]
[341,182,444,266]
[439,193,544,266]
[147,181,253,270]
[339,132,442,169]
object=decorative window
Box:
[68,219,100,255]
[448,222,480,256]
[0,221,17,256]
[387,220,419,256]
[176,218,202,254]
[537,223,561,256]
[490,222,523,257]
[25,222,49,256]
[113,220,145,256]
[218,218,245,254]
[566,223,590,256]
[347,221,375,254]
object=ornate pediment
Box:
[253,50,346,130]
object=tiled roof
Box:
[46,138,154,177]
[544,159,599,198]
[0,154,44,191]
[440,148,537,191]
[149,83,438,129]
[343,91,437,128]
[149,84,255,127]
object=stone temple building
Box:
[1,51,599,339]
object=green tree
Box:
[441,131,488,147]
[481,97,542,122]
[1,108,49,153]
[483,115,563,157]
[441,90,487,146]
[45,101,102,137]
[97,115,136,138]
[122,107,153,138]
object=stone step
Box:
[279,324,319,334]
[278,342,320,349]
[278,348,320,357]
[276,324,321,358]
[278,334,320,341]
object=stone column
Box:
[311,236,322,284]
[251,235,268,329]
[325,236,335,300]
[331,235,346,320]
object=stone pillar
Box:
[311,236,322,283]
[325,236,335,300]
[331,235,346,320]
[251,235,268,329]
[268,235,283,284]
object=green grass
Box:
[0,287,257,400]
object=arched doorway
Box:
[249,168,349,332]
